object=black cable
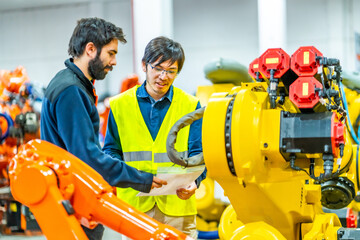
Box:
[290,157,311,178]
[320,71,333,108]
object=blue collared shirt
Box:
[136,81,174,140]
[103,81,206,186]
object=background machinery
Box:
[0,66,43,235]
[167,46,360,239]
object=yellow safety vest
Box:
[110,86,199,216]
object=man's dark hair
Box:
[142,36,185,73]
[68,17,127,58]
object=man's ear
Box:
[142,61,147,72]
[85,42,97,59]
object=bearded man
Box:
[40,18,166,240]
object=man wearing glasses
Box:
[103,36,206,239]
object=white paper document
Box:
[137,165,205,196]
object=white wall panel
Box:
[96,0,133,97]
[0,1,132,98]
[287,0,357,71]
[0,4,88,89]
[173,0,258,95]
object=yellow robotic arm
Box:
[168,47,360,240]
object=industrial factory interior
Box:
[1,0,360,239]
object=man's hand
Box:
[151,176,167,189]
[176,181,197,200]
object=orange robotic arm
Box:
[8,139,190,240]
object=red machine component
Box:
[9,140,190,240]
[289,76,322,109]
[346,208,357,228]
[290,46,323,76]
[258,48,290,78]
[331,113,345,158]
[120,73,140,93]
[248,58,263,81]
[288,47,325,110]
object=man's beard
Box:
[88,55,113,80]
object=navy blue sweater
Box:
[40,59,153,192]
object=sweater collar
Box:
[65,58,94,86]
[65,58,98,105]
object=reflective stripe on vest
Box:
[154,151,188,163]
[110,86,199,216]
[123,151,152,162]
[123,151,188,163]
